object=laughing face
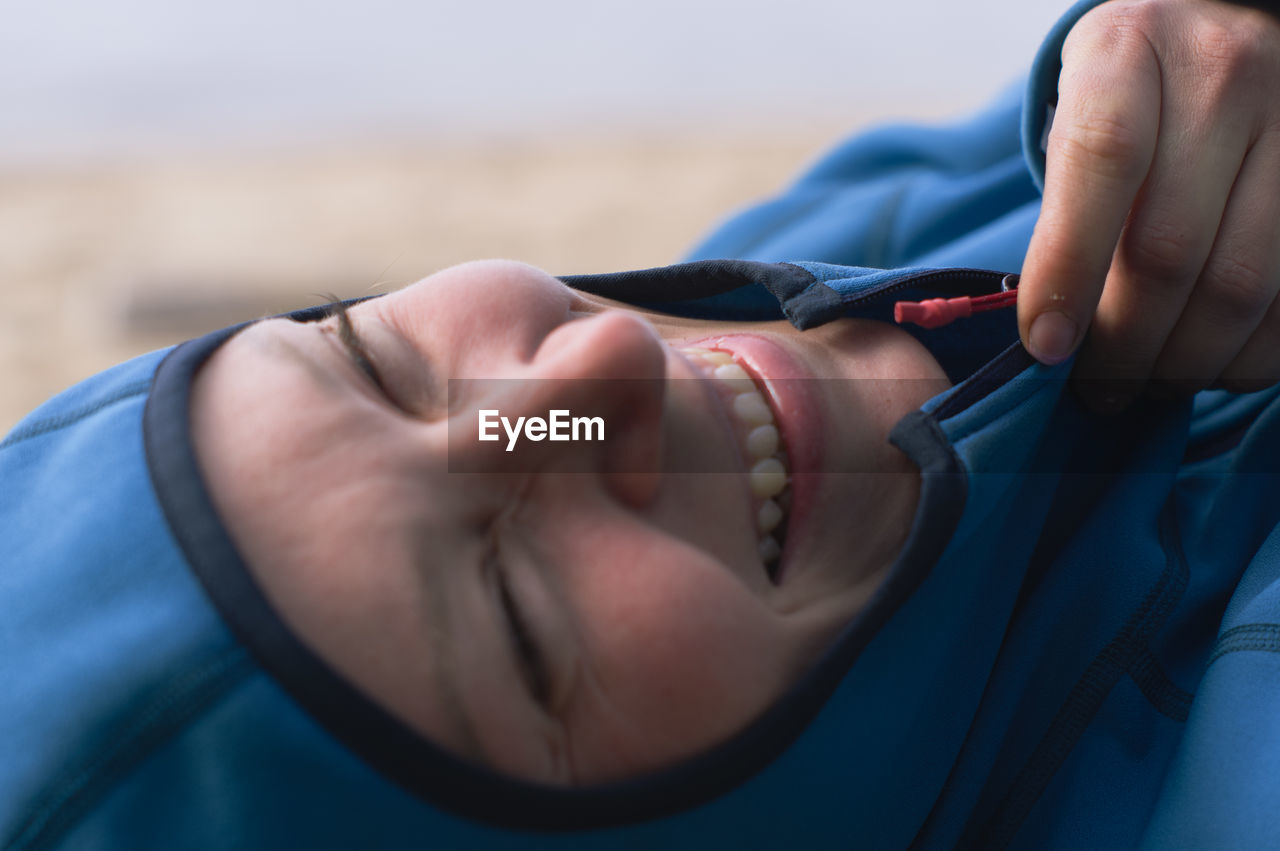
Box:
[189,260,951,785]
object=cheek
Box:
[559,531,792,778]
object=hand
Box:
[1018,0,1280,411]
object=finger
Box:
[1073,76,1252,406]
[1019,16,1160,366]
[1190,133,1280,393]
[1218,296,1280,393]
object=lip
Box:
[683,333,824,584]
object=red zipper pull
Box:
[894,274,1019,329]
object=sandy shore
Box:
[0,132,832,435]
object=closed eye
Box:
[327,300,388,392]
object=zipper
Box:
[893,273,1020,329]
[836,269,1033,421]
[833,268,1016,311]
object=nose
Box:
[463,310,667,507]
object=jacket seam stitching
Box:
[0,381,152,450]
[968,492,1189,849]
[1207,623,1280,667]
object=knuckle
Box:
[1204,255,1274,326]
[1068,8,1114,48]
[1218,296,1280,393]
[1121,0,1164,35]
[1191,13,1274,90]
[1066,5,1156,73]
[1121,217,1197,282]
[1025,221,1092,282]
[1192,19,1264,83]
[1075,0,1158,41]
[1194,19,1244,65]
[1052,110,1147,181]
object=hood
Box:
[2,259,1088,850]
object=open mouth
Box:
[677,347,792,583]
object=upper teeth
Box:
[746,425,778,457]
[733,392,774,426]
[679,346,791,577]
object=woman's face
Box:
[190,260,950,785]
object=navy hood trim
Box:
[138,273,975,832]
[932,342,1039,420]
[560,259,815,305]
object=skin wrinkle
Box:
[501,483,593,784]
[260,330,347,395]
[492,511,554,708]
[505,489,582,713]
[413,522,484,763]
[478,532,556,774]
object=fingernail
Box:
[1029,311,1079,364]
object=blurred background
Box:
[1,0,1066,433]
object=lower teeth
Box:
[759,484,791,582]
[759,535,781,565]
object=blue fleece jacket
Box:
[6,1,1279,848]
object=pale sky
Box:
[1,0,1070,162]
